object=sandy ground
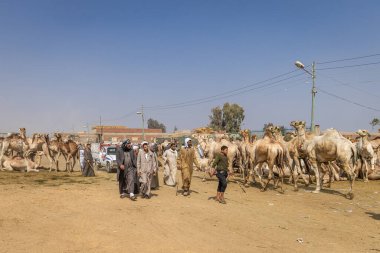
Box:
[0,158,379,253]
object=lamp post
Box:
[295,60,316,132]
[136,105,145,141]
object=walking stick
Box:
[231,175,246,193]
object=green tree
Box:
[208,106,223,131]
[209,103,245,133]
[370,118,380,130]
[173,126,178,132]
[147,118,167,133]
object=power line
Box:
[144,73,305,111]
[144,68,302,109]
[317,61,380,71]
[318,87,380,112]
[317,72,380,99]
[317,53,380,65]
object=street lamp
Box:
[136,106,145,141]
[295,60,316,132]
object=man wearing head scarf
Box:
[163,142,178,186]
[149,143,160,189]
[116,139,137,200]
[177,138,200,196]
[137,141,157,199]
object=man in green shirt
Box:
[212,145,231,204]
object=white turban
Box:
[185,138,192,147]
[141,141,149,146]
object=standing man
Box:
[150,143,160,190]
[137,142,157,199]
[177,138,200,196]
[163,142,178,186]
[79,144,85,172]
[212,145,230,204]
[116,139,137,201]
[82,143,95,177]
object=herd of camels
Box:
[189,121,380,200]
[1,120,380,200]
[0,129,79,173]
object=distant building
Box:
[91,125,165,143]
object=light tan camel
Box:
[251,126,286,192]
[27,134,55,171]
[2,155,39,172]
[0,128,29,168]
[303,129,357,199]
[356,129,375,182]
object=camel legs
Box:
[341,163,355,199]
[309,161,322,193]
[262,162,275,192]
[0,143,10,169]
[363,159,369,182]
[70,154,77,172]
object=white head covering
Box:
[133,145,139,150]
[141,141,148,146]
[185,138,192,147]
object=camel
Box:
[288,121,316,188]
[272,126,309,190]
[2,155,39,172]
[250,126,286,192]
[46,133,78,172]
[27,134,55,171]
[370,136,380,166]
[356,129,375,182]
[239,129,251,172]
[194,145,210,181]
[303,129,357,199]
[0,128,29,169]
[208,137,241,175]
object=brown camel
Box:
[48,133,79,172]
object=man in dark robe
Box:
[116,139,138,200]
[82,144,95,177]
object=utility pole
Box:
[295,60,317,132]
[100,116,103,143]
[137,105,145,141]
[311,62,316,133]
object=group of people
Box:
[116,139,159,200]
[116,137,232,204]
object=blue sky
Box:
[1,0,380,134]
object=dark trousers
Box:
[216,170,228,193]
[119,170,127,194]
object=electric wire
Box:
[318,87,380,112]
[317,53,380,65]
[317,61,380,71]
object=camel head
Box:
[264,125,277,137]
[290,120,306,134]
[19,128,26,138]
[54,133,62,141]
[356,129,370,138]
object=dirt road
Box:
[0,161,379,253]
